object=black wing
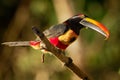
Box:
[43,24,68,38]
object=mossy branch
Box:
[32,26,91,80]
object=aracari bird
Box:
[2,14,109,51]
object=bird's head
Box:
[64,14,109,39]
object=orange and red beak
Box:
[80,17,109,39]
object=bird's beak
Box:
[80,17,109,39]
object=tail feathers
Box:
[2,41,30,47]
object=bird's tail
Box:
[1,41,30,47]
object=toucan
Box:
[2,14,109,51]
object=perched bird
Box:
[2,14,109,51]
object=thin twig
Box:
[41,54,45,63]
[32,26,91,80]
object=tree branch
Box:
[32,26,91,80]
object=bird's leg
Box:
[39,44,48,63]
[40,42,55,63]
